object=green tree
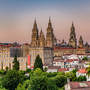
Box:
[33,68,42,77]
[29,76,58,90]
[0,70,5,76]
[86,66,90,78]
[26,68,31,73]
[9,62,11,70]
[55,75,67,88]
[13,55,19,70]
[83,57,88,60]
[16,80,31,90]
[5,66,8,72]
[26,61,27,70]
[1,62,3,70]
[44,67,48,72]
[2,70,26,90]
[34,54,43,70]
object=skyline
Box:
[0,0,90,44]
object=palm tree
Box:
[86,62,90,77]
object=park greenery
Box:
[0,55,87,90]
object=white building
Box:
[76,68,90,81]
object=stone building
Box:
[69,22,77,48]
[31,18,57,48]
[79,36,83,48]
[0,19,90,70]
[29,47,53,67]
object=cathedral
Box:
[31,19,57,48]
[30,18,90,50]
[0,18,90,70]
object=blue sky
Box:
[0,0,90,44]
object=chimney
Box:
[67,78,70,83]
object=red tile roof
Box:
[48,66,60,69]
[0,44,12,48]
[54,47,76,50]
[29,66,34,68]
[77,68,87,74]
[65,59,78,62]
[23,43,30,45]
[69,81,90,89]
[77,47,85,49]
[43,63,50,66]
[58,68,69,72]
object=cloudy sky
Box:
[0,0,90,44]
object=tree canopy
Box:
[2,70,27,90]
[13,55,19,70]
[83,57,88,60]
[34,54,43,70]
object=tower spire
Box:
[48,16,52,27]
[34,18,37,28]
[49,16,51,21]
[72,21,73,26]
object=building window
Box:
[0,59,1,62]
[33,54,34,57]
[41,54,42,57]
[7,55,8,57]
[10,59,12,62]
[7,59,8,62]
[0,55,1,57]
[30,51,32,53]
[41,51,42,53]
[31,59,32,62]
[33,59,34,62]
[21,59,23,62]
[33,51,34,53]
[5,59,6,62]
[2,59,3,62]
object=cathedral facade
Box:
[31,19,57,48]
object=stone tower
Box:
[69,22,77,48]
[39,28,45,47]
[84,42,89,48]
[31,20,39,47]
[46,18,54,47]
[79,36,83,47]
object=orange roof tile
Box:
[77,68,87,73]
[58,68,69,72]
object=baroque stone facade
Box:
[31,19,57,48]
[69,22,77,48]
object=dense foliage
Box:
[13,55,19,70]
[2,70,27,90]
[0,68,87,90]
[83,57,88,60]
[34,54,43,70]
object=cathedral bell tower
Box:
[79,36,83,47]
[46,18,54,47]
[69,22,77,48]
[31,20,39,47]
[39,28,45,47]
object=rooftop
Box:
[77,68,87,74]
[69,81,90,90]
